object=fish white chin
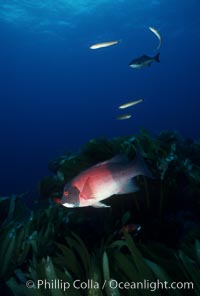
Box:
[62,202,75,208]
[129,64,141,69]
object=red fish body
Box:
[59,153,152,208]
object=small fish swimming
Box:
[116,114,132,120]
[89,40,121,49]
[55,152,152,208]
[149,27,162,50]
[118,224,142,240]
[129,53,160,69]
[118,99,144,110]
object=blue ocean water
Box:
[0,0,199,196]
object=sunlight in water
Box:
[0,0,111,24]
[0,0,158,28]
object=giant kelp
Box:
[0,130,200,295]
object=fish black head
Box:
[61,183,80,208]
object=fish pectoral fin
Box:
[80,193,94,200]
[81,177,94,199]
[117,179,139,195]
[92,202,110,208]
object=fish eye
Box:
[64,191,69,197]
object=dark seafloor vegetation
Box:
[0,129,200,296]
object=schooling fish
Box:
[118,99,144,110]
[129,53,160,69]
[116,114,132,120]
[149,27,162,50]
[55,152,152,208]
[89,40,121,49]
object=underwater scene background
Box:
[0,0,200,295]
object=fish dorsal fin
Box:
[81,177,94,199]
[109,154,128,163]
[141,54,148,58]
[95,155,128,167]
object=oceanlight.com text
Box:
[26,279,194,292]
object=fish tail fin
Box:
[130,148,153,179]
[154,53,160,63]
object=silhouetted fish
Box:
[129,53,160,69]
